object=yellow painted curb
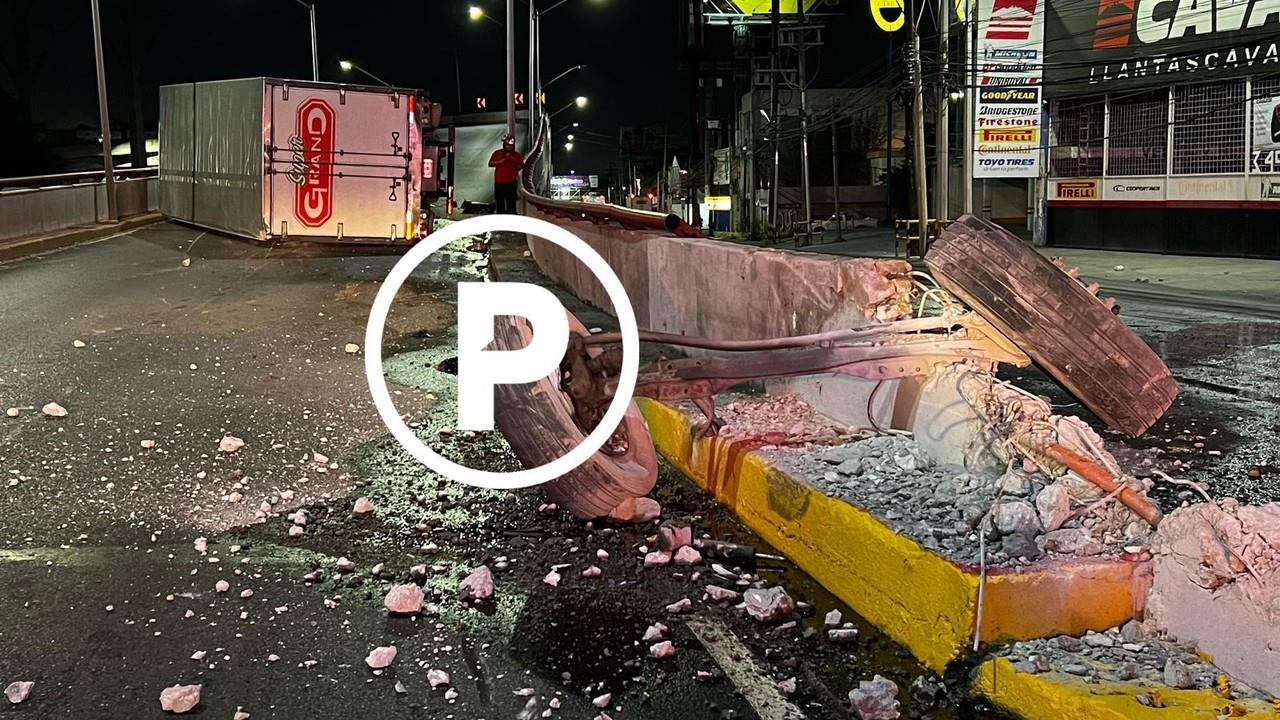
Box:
[638,398,1151,672]
[976,657,1274,719]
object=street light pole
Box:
[293,0,318,82]
[90,0,117,222]
[528,0,537,147]
[506,0,516,138]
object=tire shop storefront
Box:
[1042,0,1280,258]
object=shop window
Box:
[1107,90,1168,176]
[1049,96,1103,177]
[1172,80,1245,175]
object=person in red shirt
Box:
[488,134,524,214]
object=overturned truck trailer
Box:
[494,125,1179,523]
[158,78,428,243]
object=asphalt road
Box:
[0,222,1005,719]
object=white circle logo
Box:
[363,214,639,490]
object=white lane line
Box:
[686,615,806,720]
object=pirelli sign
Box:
[980,127,1038,144]
[1054,180,1099,199]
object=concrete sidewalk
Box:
[0,212,162,263]
[724,227,1280,314]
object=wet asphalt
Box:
[0,222,1016,719]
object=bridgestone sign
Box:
[973,0,1047,177]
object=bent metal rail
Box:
[518,119,703,239]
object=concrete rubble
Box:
[1145,499,1280,695]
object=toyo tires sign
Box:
[291,98,335,227]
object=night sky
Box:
[3,0,881,175]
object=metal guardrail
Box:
[0,167,157,191]
[518,118,703,239]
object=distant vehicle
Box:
[158,77,449,243]
[808,212,878,232]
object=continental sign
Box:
[1055,180,1099,199]
[980,127,1038,144]
[1044,0,1280,92]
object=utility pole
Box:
[90,0,117,223]
[528,1,536,146]
[768,0,781,241]
[831,97,842,241]
[908,22,930,255]
[506,0,516,138]
[963,4,975,214]
[308,3,318,81]
[795,6,813,247]
[937,0,950,223]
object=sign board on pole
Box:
[972,0,1046,178]
[550,175,590,190]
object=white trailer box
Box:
[159,78,423,242]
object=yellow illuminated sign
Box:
[728,0,820,13]
[954,0,969,22]
[706,195,732,211]
[870,0,905,31]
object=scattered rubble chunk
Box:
[642,623,668,642]
[219,436,244,453]
[1035,484,1072,532]
[140,439,156,449]
[288,525,304,538]
[608,497,661,524]
[643,551,671,568]
[5,681,33,704]
[743,587,796,622]
[849,675,900,720]
[777,677,797,695]
[344,343,360,354]
[581,566,602,578]
[992,500,1041,536]
[704,585,740,603]
[41,403,67,418]
[159,684,202,714]
[592,693,612,708]
[4,408,17,418]
[658,524,692,551]
[384,584,425,615]
[335,557,355,572]
[824,609,843,627]
[649,641,677,659]
[828,628,859,643]
[459,565,494,601]
[673,546,702,566]
[215,580,230,593]
[365,646,397,669]
[665,598,692,614]
[543,570,561,587]
[234,709,251,720]
[352,497,374,518]
[428,669,451,688]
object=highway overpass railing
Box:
[0,169,158,243]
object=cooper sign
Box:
[292,98,336,228]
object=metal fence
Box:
[1049,75,1278,177]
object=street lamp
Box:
[338,60,392,88]
[90,0,116,221]
[468,4,501,25]
[544,64,586,91]
[548,96,588,118]
[530,0,601,144]
[291,0,319,82]
[564,142,574,151]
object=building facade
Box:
[1042,0,1280,258]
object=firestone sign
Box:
[973,0,1047,177]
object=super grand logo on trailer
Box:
[289,98,336,228]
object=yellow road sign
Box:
[728,0,820,13]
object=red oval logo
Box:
[294,98,336,227]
